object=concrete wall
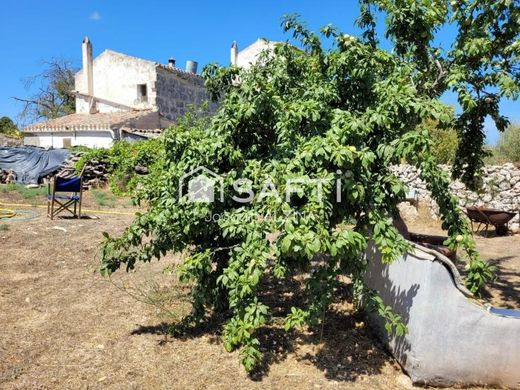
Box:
[364,243,520,388]
[24,131,114,149]
[155,68,211,120]
[75,50,157,113]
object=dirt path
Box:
[407,211,520,310]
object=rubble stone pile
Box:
[0,169,17,184]
[53,152,110,189]
[0,135,22,147]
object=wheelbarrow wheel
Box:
[496,225,508,236]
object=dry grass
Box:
[0,190,517,389]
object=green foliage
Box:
[99,5,516,372]
[359,0,519,188]
[0,116,21,138]
[494,123,520,163]
[446,0,519,186]
[424,119,459,165]
[432,126,460,164]
[75,148,109,174]
[76,139,163,195]
[0,223,9,232]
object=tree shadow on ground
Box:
[129,271,409,383]
[472,228,517,238]
[481,256,520,309]
[455,254,520,309]
[296,308,393,382]
[131,310,227,345]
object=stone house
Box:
[24,37,211,148]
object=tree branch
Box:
[12,96,54,112]
[431,59,447,93]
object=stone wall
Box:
[0,135,22,147]
[155,68,216,120]
[392,163,520,227]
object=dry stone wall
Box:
[0,135,22,147]
[393,164,520,228]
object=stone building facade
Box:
[23,37,289,148]
[155,67,208,120]
[24,37,212,148]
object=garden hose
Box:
[0,208,16,219]
[0,202,135,216]
[0,206,40,221]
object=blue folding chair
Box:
[47,170,84,220]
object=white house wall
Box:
[24,131,114,149]
[236,39,276,69]
[75,50,157,113]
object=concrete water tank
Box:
[185,60,198,74]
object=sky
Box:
[0,0,517,144]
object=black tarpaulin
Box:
[0,147,70,184]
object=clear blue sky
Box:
[1,0,517,143]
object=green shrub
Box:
[76,139,164,196]
[430,126,459,165]
[483,146,510,165]
[0,116,22,138]
[493,123,520,163]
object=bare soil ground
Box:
[1,189,518,389]
[407,205,520,310]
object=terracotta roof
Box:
[24,110,155,132]
[121,127,163,139]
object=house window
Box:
[137,84,148,102]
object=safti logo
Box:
[179,166,344,204]
[179,167,224,203]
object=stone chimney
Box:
[230,41,238,66]
[82,37,94,97]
